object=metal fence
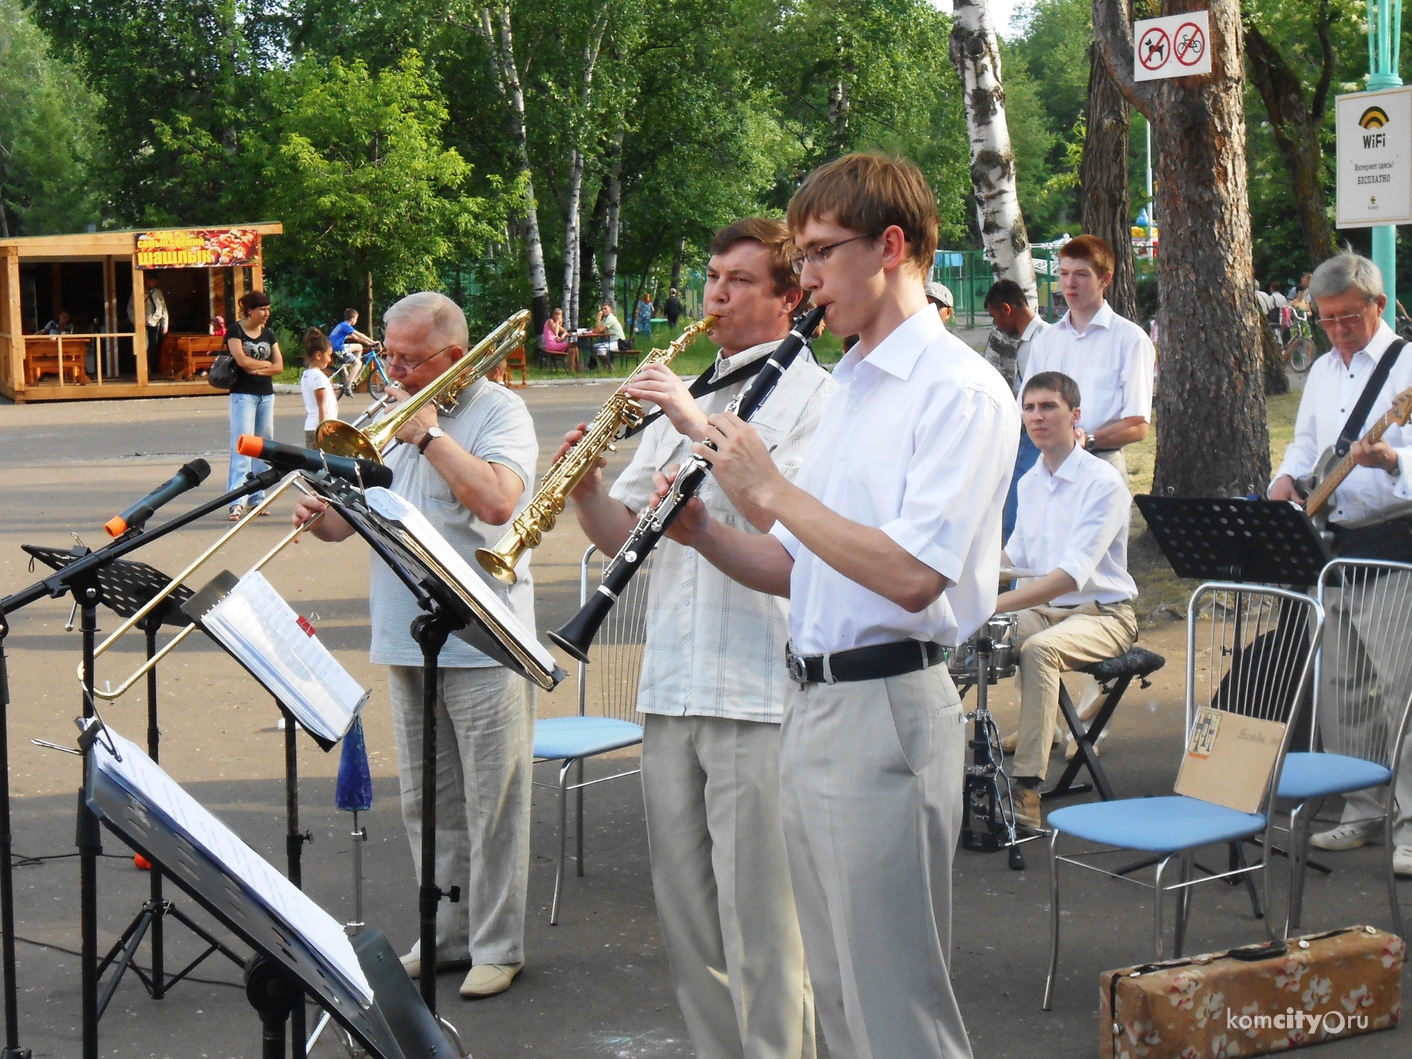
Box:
[931,247,1065,329]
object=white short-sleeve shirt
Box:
[1273,321,1412,523]
[1004,446,1137,606]
[301,368,337,430]
[1019,301,1155,435]
[771,306,1020,652]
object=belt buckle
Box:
[785,645,808,685]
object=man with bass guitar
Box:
[1269,250,1412,876]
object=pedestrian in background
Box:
[301,327,338,448]
[225,290,283,520]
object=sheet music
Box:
[199,571,368,744]
[364,487,559,674]
[91,727,373,1006]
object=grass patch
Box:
[1127,390,1302,626]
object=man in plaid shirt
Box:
[561,217,835,1059]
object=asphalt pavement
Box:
[0,386,1405,1058]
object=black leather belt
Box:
[785,639,946,685]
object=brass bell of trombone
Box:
[314,309,530,464]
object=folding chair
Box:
[1043,582,1322,1010]
[1282,558,1412,940]
[533,545,651,924]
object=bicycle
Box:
[1283,307,1316,373]
[327,342,393,398]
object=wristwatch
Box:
[417,426,445,455]
[1084,434,1098,453]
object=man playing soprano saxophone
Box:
[562,218,835,1059]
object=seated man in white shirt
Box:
[998,370,1139,830]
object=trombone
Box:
[315,309,529,463]
[83,475,322,701]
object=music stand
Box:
[1133,495,1330,586]
[85,737,460,1059]
[0,467,283,1059]
[20,549,244,1019]
[302,474,563,1016]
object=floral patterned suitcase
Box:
[1099,926,1404,1058]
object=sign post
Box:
[1365,0,1404,325]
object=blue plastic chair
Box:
[1282,558,1412,940]
[533,545,650,923]
[1043,583,1322,1010]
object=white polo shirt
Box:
[1019,301,1154,435]
[771,306,1019,652]
[1004,446,1137,606]
[1013,314,1051,395]
[1273,321,1412,523]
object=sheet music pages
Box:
[199,571,368,744]
[364,486,558,674]
[91,727,373,1006]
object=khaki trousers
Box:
[1011,602,1138,780]
[642,714,815,1059]
[387,665,534,965]
[780,666,971,1059]
[1319,585,1412,846]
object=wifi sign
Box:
[1337,88,1412,227]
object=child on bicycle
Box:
[301,327,339,447]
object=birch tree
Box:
[948,0,1039,387]
[558,6,609,328]
[477,4,552,332]
[1092,0,1270,497]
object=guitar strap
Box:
[1336,338,1407,457]
[620,353,775,440]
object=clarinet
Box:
[549,305,827,663]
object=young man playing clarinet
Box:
[664,154,1018,1059]
[997,371,1138,830]
[563,217,836,1059]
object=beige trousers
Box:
[1011,602,1138,780]
[642,714,815,1059]
[780,665,971,1059]
[387,665,534,966]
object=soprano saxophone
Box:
[475,315,717,584]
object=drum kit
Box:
[946,612,1036,871]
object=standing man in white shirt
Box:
[562,217,835,1059]
[1268,250,1412,877]
[996,371,1138,829]
[987,278,1052,539]
[127,272,169,375]
[1017,234,1154,486]
[664,153,1018,1059]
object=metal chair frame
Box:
[1283,557,1412,939]
[1044,582,1323,1010]
[533,545,648,924]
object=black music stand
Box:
[1,467,281,1059]
[85,745,460,1059]
[305,474,563,1019]
[22,549,245,1020]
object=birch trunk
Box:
[601,128,624,309]
[561,15,607,330]
[1093,0,1270,497]
[948,0,1039,388]
[479,5,551,333]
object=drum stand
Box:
[959,637,1033,871]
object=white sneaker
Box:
[1394,845,1412,877]
[1309,821,1383,851]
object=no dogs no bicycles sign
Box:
[1133,11,1212,81]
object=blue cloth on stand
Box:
[1003,428,1040,543]
[336,715,374,812]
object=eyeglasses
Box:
[385,344,455,370]
[1318,307,1376,332]
[789,230,887,275]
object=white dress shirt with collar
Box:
[1018,300,1154,435]
[1004,446,1137,606]
[1273,320,1412,523]
[609,341,836,722]
[771,305,1019,652]
[1013,314,1051,395]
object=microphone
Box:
[236,436,394,490]
[105,459,211,537]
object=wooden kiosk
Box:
[0,223,282,402]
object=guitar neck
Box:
[1306,411,1394,515]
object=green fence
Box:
[931,247,1063,328]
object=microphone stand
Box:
[0,468,283,1059]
